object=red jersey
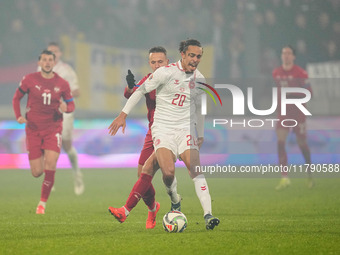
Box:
[272,65,312,120]
[124,73,156,129]
[13,72,74,130]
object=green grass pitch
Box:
[0,168,339,255]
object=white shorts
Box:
[151,126,199,159]
[62,112,74,140]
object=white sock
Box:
[193,174,212,216]
[38,201,46,208]
[165,177,180,204]
[67,147,80,173]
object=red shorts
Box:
[25,125,62,160]
[138,129,154,166]
[276,118,307,139]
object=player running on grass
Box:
[38,42,84,195]
[108,39,220,230]
[272,45,313,190]
[12,49,75,214]
[123,46,182,229]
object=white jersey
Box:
[53,61,79,138]
[37,60,79,92]
[142,60,205,130]
[122,60,206,137]
[52,60,79,92]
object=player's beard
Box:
[41,67,53,74]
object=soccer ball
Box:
[162,210,188,233]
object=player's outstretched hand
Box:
[17,116,27,124]
[126,69,136,89]
[108,112,127,136]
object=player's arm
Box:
[124,86,138,98]
[109,69,165,136]
[122,70,164,116]
[108,88,145,136]
[124,69,136,98]
[59,98,75,113]
[12,78,28,124]
[60,81,75,113]
[125,72,153,98]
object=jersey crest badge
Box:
[54,87,60,93]
[189,80,195,89]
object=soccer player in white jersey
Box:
[108,39,220,230]
[46,42,84,195]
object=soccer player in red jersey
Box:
[12,50,75,214]
[272,45,313,190]
[124,47,169,177]
[122,46,182,229]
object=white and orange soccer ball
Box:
[162,211,188,233]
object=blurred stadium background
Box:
[0,0,339,169]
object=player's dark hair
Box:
[282,45,296,56]
[179,39,202,53]
[39,49,55,60]
[149,46,167,55]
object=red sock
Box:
[125,173,152,212]
[278,141,288,177]
[143,184,156,211]
[40,170,55,202]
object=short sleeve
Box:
[19,75,29,93]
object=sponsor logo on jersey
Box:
[148,74,153,80]
[201,185,207,191]
[174,79,179,85]
[35,85,41,91]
